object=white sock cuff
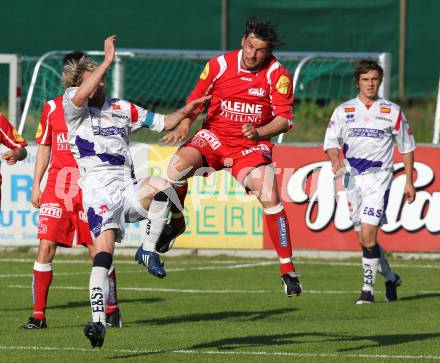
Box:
[34,261,52,272]
[108,263,115,275]
[279,257,292,264]
[264,203,284,215]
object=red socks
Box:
[32,262,53,320]
[264,204,295,275]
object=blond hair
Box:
[62,56,99,89]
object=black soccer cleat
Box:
[84,322,106,348]
[156,223,186,253]
[281,272,302,297]
[385,274,401,302]
[21,316,47,329]
[355,290,374,304]
[106,309,122,328]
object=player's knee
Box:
[93,251,113,269]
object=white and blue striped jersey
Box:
[63,87,164,188]
[324,97,415,174]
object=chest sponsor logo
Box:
[92,126,126,137]
[220,100,263,123]
[380,107,391,113]
[197,130,221,150]
[56,133,70,150]
[276,75,290,95]
[348,128,384,138]
[344,107,356,113]
[111,103,121,110]
[241,76,252,81]
[248,88,266,97]
[40,205,62,218]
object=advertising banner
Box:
[266,145,440,252]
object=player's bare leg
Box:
[156,147,204,253]
[243,164,302,297]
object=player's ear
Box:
[241,36,245,48]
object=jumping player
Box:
[324,59,416,304]
[160,17,302,298]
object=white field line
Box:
[7,284,440,295]
[1,258,438,269]
[0,345,439,360]
[0,258,245,265]
[0,261,276,278]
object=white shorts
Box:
[82,179,146,243]
[344,170,392,231]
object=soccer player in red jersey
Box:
[160,17,302,297]
[0,115,27,207]
[21,52,121,330]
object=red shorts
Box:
[37,185,92,247]
[184,129,273,184]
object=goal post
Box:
[0,54,21,126]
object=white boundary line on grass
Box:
[1,258,439,269]
[0,345,439,360]
[0,261,276,278]
[8,284,440,295]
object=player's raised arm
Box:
[71,35,116,107]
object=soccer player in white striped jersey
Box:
[62,35,209,348]
[324,59,416,304]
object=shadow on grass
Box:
[399,293,440,302]
[3,297,164,312]
[133,307,296,326]
[109,331,440,359]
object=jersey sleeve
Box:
[35,101,53,145]
[269,67,294,121]
[323,108,343,151]
[130,102,164,133]
[62,87,89,129]
[186,57,220,113]
[393,110,416,153]
[0,115,28,150]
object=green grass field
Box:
[1,251,439,362]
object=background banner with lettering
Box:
[264,145,440,252]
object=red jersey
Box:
[0,114,28,185]
[187,49,294,149]
[35,96,78,188]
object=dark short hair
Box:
[63,51,86,66]
[354,59,383,83]
[244,16,281,50]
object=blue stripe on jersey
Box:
[141,112,156,128]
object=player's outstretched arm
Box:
[163,95,211,131]
[71,35,116,107]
